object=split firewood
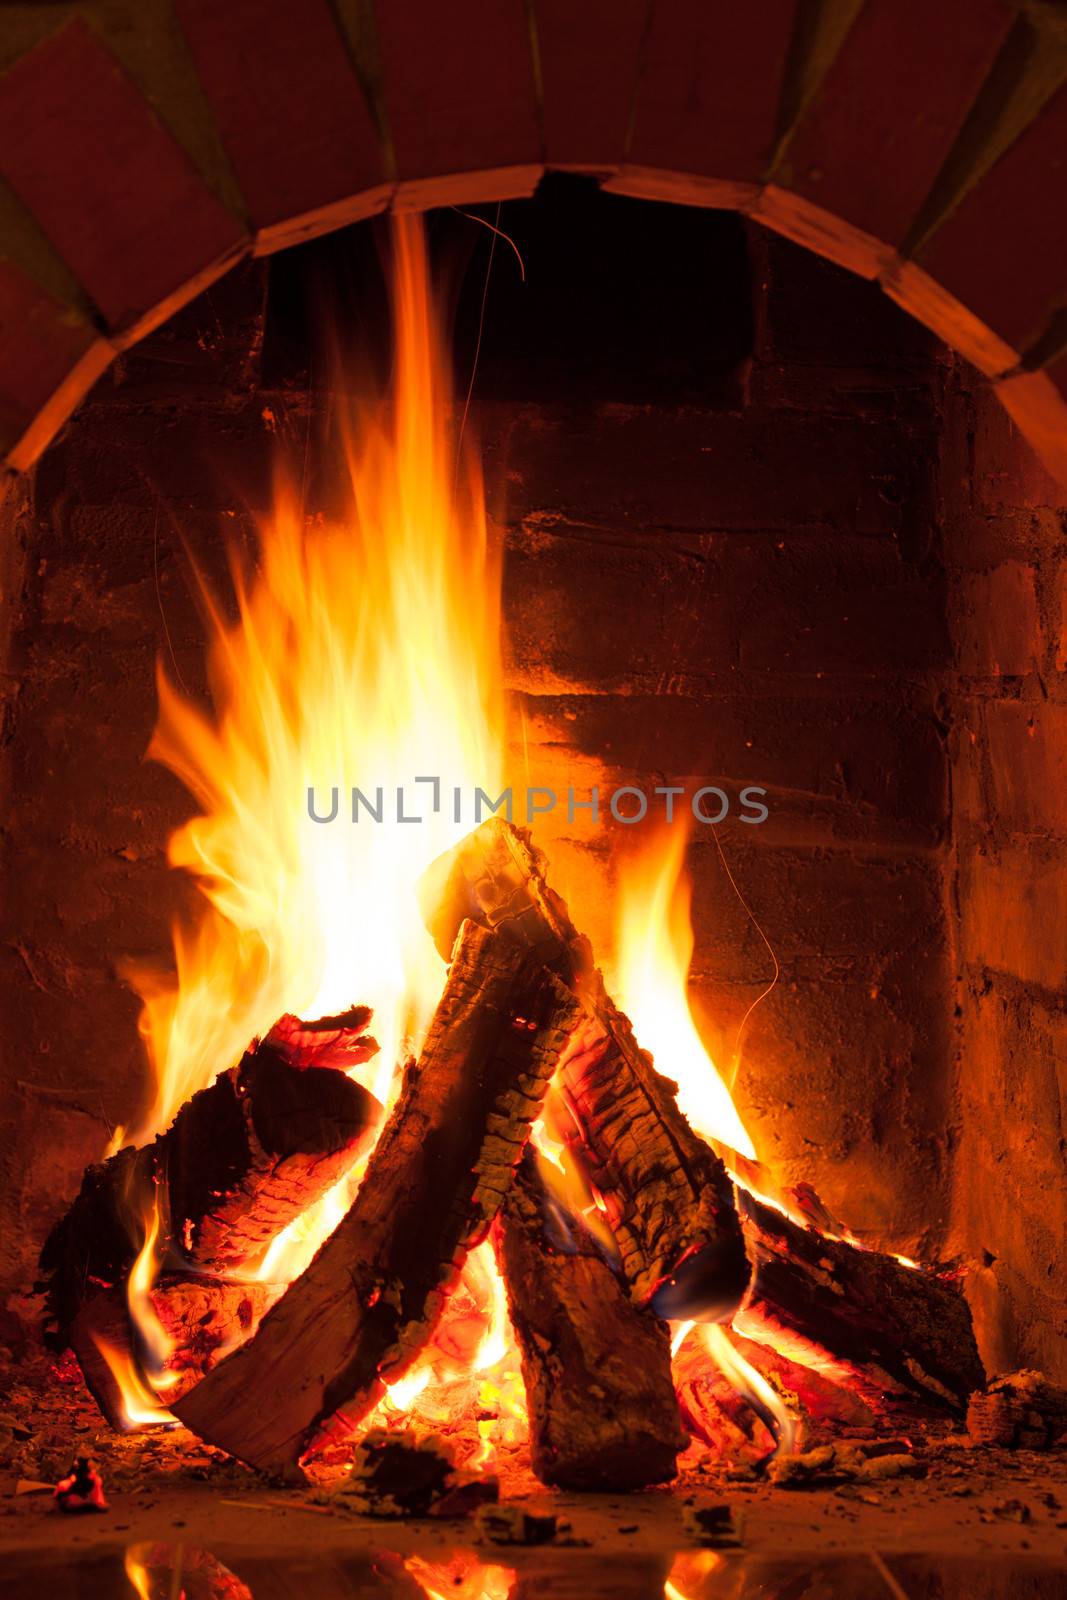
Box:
[966,1370,1067,1449]
[494,1149,686,1489]
[735,1191,985,1413]
[674,1322,877,1458]
[66,1278,277,1430]
[419,819,751,1318]
[39,1005,380,1348]
[173,922,584,1476]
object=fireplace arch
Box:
[0,3,1065,481]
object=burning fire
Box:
[613,823,754,1159]
[125,212,503,1143]
[107,211,802,1458]
[113,213,524,1443]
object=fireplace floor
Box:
[2,1349,1065,1589]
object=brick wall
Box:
[940,368,1067,1381]
[495,226,955,1257]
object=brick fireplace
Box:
[0,5,1065,1585]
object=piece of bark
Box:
[495,1150,686,1490]
[39,1007,380,1343]
[174,922,584,1476]
[419,819,751,1318]
[735,1191,985,1413]
[68,1277,276,1429]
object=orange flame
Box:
[405,1554,515,1600]
[123,1547,153,1600]
[612,825,755,1158]
[89,1334,177,1429]
[124,213,503,1146]
[126,1187,177,1394]
[664,1554,722,1600]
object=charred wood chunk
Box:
[38,1009,380,1345]
[966,1370,1067,1449]
[173,922,584,1477]
[419,819,751,1318]
[68,1277,276,1431]
[496,1151,686,1490]
[559,993,750,1316]
[736,1191,985,1413]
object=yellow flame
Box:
[405,1555,515,1600]
[124,1547,153,1600]
[613,826,755,1158]
[470,1241,511,1373]
[671,1318,696,1357]
[126,1188,177,1390]
[89,1334,177,1429]
[702,1323,796,1456]
[124,213,503,1143]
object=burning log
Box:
[736,1191,985,1413]
[66,1278,277,1430]
[494,1150,686,1489]
[39,1006,380,1346]
[419,819,751,1318]
[173,922,584,1476]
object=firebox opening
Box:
[1,174,1064,1566]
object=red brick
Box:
[482,401,914,537]
[626,0,796,185]
[982,699,1067,836]
[377,0,541,203]
[511,687,948,848]
[535,0,646,169]
[175,0,387,251]
[778,0,1011,250]
[954,562,1041,676]
[0,262,112,469]
[0,20,247,341]
[917,81,1067,358]
[958,837,1067,989]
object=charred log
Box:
[419,819,751,1316]
[495,1150,686,1489]
[173,922,584,1477]
[558,997,750,1316]
[735,1191,985,1413]
[39,1006,380,1345]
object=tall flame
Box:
[125,214,503,1139]
[613,825,755,1158]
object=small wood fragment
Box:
[966,1370,1067,1449]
